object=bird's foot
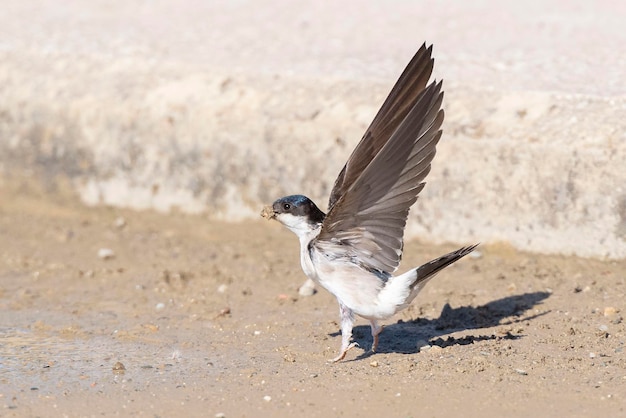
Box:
[329,342,359,363]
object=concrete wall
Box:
[1,0,625,259]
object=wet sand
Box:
[0,184,624,417]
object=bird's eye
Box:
[283,203,291,211]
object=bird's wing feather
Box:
[327,44,435,211]
[315,80,444,274]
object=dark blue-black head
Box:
[271,195,326,225]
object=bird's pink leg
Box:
[369,320,383,352]
[330,302,358,362]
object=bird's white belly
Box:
[304,246,392,319]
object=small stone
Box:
[98,248,115,260]
[589,352,596,359]
[114,217,126,228]
[217,307,231,317]
[298,281,316,297]
[112,362,126,374]
[155,302,165,311]
[597,325,609,337]
[469,251,482,259]
[215,413,226,418]
[604,307,618,317]
[515,369,528,375]
[217,284,228,293]
[254,330,261,336]
[263,395,272,402]
[369,360,379,367]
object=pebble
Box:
[97,248,115,260]
[112,362,126,374]
[369,360,379,367]
[155,302,165,311]
[298,282,316,297]
[604,307,618,317]
[215,413,226,418]
[217,307,231,317]
[515,369,528,375]
[469,250,482,259]
[263,395,272,402]
[217,284,228,293]
[597,324,609,337]
[114,217,126,228]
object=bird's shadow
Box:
[329,291,551,360]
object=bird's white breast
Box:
[298,231,321,282]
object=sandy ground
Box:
[0,183,624,417]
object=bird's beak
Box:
[260,205,276,220]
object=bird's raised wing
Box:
[327,44,435,211]
[314,80,444,274]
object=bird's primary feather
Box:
[315,81,444,274]
[327,43,435,211]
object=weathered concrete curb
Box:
[1,51,625,259]
[2,0,626,259]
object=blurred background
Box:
[1,0,625,258]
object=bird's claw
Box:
[329,342,359,363]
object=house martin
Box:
[262,44,477,362]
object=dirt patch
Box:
[0,184,624,417]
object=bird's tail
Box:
[410,244,479,294]
[379,244,478,315]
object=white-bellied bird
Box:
[262,44,477,362]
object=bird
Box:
[261,43,477,362]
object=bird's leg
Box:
[329,302,358,362]
[369,320,383,352]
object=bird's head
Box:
[261,194,326,236]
